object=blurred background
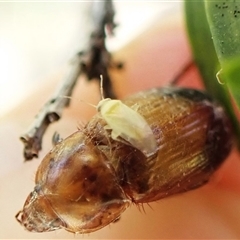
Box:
[1,1,240,239]
[0,1,179,117]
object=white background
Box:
[0,1,179,117]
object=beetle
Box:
[16,86,232,234]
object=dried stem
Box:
[20,0,120,160]
[170,60,194,86]
[20,56,82,160]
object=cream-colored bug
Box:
[63,77,157,157]
[96,76,157,157]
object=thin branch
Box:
[20,55,82,160]
[80,0,122,99]
[170,60,194,86]
[20,0,120,161]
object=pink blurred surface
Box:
[0,4,240,239]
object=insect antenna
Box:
[60,95,97,109]
[99,75,105,100]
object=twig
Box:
[80,0,122,98]
[20,0,120,161]
[20,55,81,160]
[170,60,194,86]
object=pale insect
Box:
[62,77,158,157]
[96,76,158,157]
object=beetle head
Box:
[16,189,63,232]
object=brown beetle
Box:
[16,87,232,234]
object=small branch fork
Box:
[20,0,121,161]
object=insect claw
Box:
[15,210,23,224]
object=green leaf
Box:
[205,0,240,108]
[184,0,240,148]
[222,56,240,106]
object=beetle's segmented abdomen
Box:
[119,87,232,203]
